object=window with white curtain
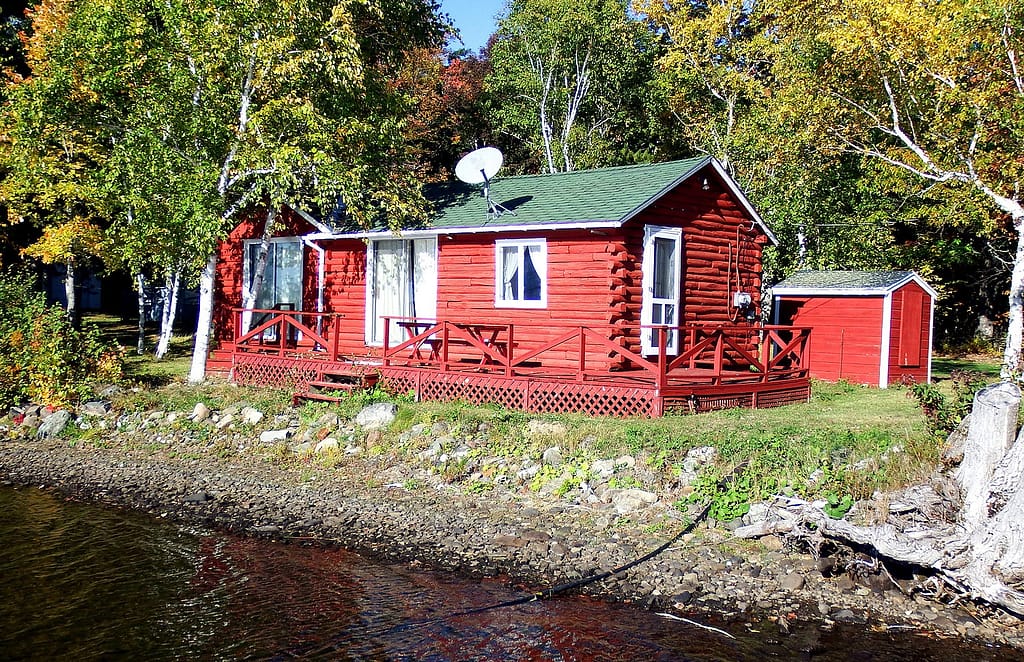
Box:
[495,239,546,308]
[365,237,437,346]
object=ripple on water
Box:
[0,485,1017,661]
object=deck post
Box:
[331,314,341,362]
[657,328,668,392]
[505,324,514,378]
[441,322,450,373]
[578,327,586,383]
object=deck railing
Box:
[226,309,810,390]
[381,317,811,390]
[230,308,345,361]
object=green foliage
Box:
[486,0,668,173]
[686,468,753,522]
[906,370,987,435]
[823,492,854,519]
[0,270,124,409]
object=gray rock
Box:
[542,446,564,467]
[215,413,235,429]
[37,410,72,439]
[240,407,264,426]
[608,488,658,514]
[615,455,636,469]
[260,429,291,443]
[780,572,806,591]
[527,419,567,438]
[315,438,340,454]
[190,402,212,422]
[80,401,111,417]
[184,491,212,503]
[355,402,396,430]
[590,459,616,478]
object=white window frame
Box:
[364,237,438,347]
[241,236,304,308]
[494,238,547,308]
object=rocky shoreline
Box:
[3,396,1024,650]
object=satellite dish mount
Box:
[455,147,516,220]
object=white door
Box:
[640,225,682,355]
[366,237,437,346]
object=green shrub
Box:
[0,269,124,409]
[906,369,986,435]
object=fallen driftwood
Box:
[736,382,1024,615]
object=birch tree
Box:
[771,0,1024,377]
[487,0,664,173]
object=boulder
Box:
[80,401,112,417]
[36,410,72,439]
[190,402,212,422]
[240,407,264,426]
[355,402,396,430]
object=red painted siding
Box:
[213,209,318,344]
[777,295,885,386]
[213,163,770,369]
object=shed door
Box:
[640,225,682,355]
[899,289,924,367]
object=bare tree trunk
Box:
[737,381,1024,615]
[63,260,79,327]
[155,269,182,359]
[135,272,147,355]
[240,208,277,334]
[188,252,217,384]
[1001,220,1024,378]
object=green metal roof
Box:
[421,156,710,230]
[773,270,934,295]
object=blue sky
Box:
[441,0,505,54]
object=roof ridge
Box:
[464,157,706,184]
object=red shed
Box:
[207,156,816,416]
[771,271,936,387]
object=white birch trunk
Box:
[188,252,218,383]
[240,208,277,334]
[135,272,147,355]
[1002,219,1024,378]
[155,269,182,359]
[63,260,78,327]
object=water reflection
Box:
[0,485,1016,661]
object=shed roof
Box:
[772,270,937,297]
[304,156,776,243]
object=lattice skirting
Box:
[380,369,658,418]
[232,354,323,389]
[662,381,810,414]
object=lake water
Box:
[0,485,1019,661]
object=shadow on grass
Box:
[87,313,192,387]
[932,356,1001,382]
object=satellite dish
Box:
[454,147,515,220]
[455,146,504,185]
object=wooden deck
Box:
[212,309,811,417]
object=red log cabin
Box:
[208,156,812,417]
[772,271,936,387]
